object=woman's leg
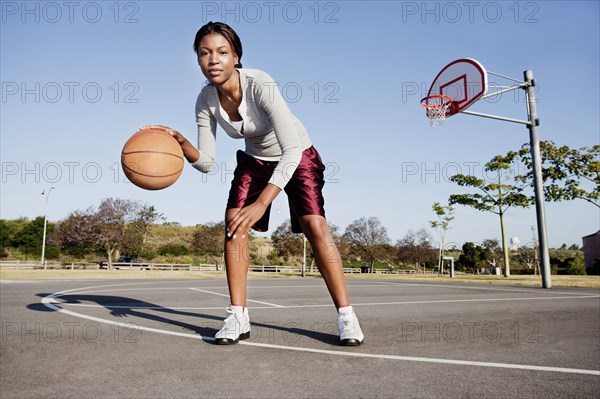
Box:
[298,214,350,309]
[299,214,364,345]
[224,208,249,307]
[214,208,252,345]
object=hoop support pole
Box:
[479,84,527,101]
[460,110,531,125]
[487,70,524,83]
[525,69,552,289]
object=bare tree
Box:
[429,202,454,275]
[482,238,500,273]
[396,228,436,272]
[52,198,161,269]
[343,217,390,273]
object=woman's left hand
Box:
[226,183,281,238]
[226,202,268,239]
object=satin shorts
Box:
[226,146,326,233]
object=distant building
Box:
[582,231,600,274]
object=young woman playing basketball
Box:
[145,22,363,346]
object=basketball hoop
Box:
[421,94,454,127]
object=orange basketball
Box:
[121,128,184,190]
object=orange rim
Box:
[420,94,454,110]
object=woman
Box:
[147,22,363,346]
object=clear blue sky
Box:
[1,0,599,248]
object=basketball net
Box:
[421,95,453,127]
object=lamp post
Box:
[302,234,306,277]
[41,187,55,265]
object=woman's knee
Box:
[300,216,330,242]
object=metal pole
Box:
[40,187,55,265]
[524,70,552,288]
[302,234,306,277]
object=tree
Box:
[396,228,436,272]
[191,221,225,257]
[52,210,97,258]
[513,244,539,275]
[271,219,303,259]
[52,198,160,269]
[122,205,163,255]
[271,219,342,273]
[429,202,454,275]
[482,238,501,271]
[343,217,390,273]
[508,141,599,208]
[0,219,28,258]
[11,217,53,260]
[457,242,491,273]
[449,156,531,276]
[93,198,143,268]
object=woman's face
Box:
[197,33,239,86]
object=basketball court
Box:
[1,277,599,398]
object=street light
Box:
[302,234,306,277]
[41,187,55,265]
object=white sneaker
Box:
[337,306,364,346]
[214,306,250,345]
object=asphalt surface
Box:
[1,278,599,398]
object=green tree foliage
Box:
[1,218,31,257]
[159,243,190,256]
[271,219,303,259]
[456,242,492,273]
[343,217,390,273]
[563,257,586,275]
[191,221,225,257]
[122,205,164,256]
[449,156,531,276]
[10,216,55,260]
[550,251,587,275]
[508,141,599,208]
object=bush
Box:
[564,257,586,275]
[159,243,190,256]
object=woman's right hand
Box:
[140,125,186,145]
[139,125,200,163]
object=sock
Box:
[338,305,353,314]
[230,305,245,314]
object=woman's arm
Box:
[226,183,281,239]
[140,125,199,163]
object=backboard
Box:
[425,58,488,117]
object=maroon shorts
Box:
[226,146,326,233]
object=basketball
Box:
[121,128,184,190]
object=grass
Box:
[1,268,599,288]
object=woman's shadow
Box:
[28,293,339,345]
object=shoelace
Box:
[222,309,238,328]
[340,313,355,329]
[221,308,248,332]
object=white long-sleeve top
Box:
[191,68,312,189]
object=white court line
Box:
[189,287,285,308]
[364,280,599,296]
[65,283,598,299]
[54,294,600,311]
[237,341,600,376]
[40,289,600,377]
